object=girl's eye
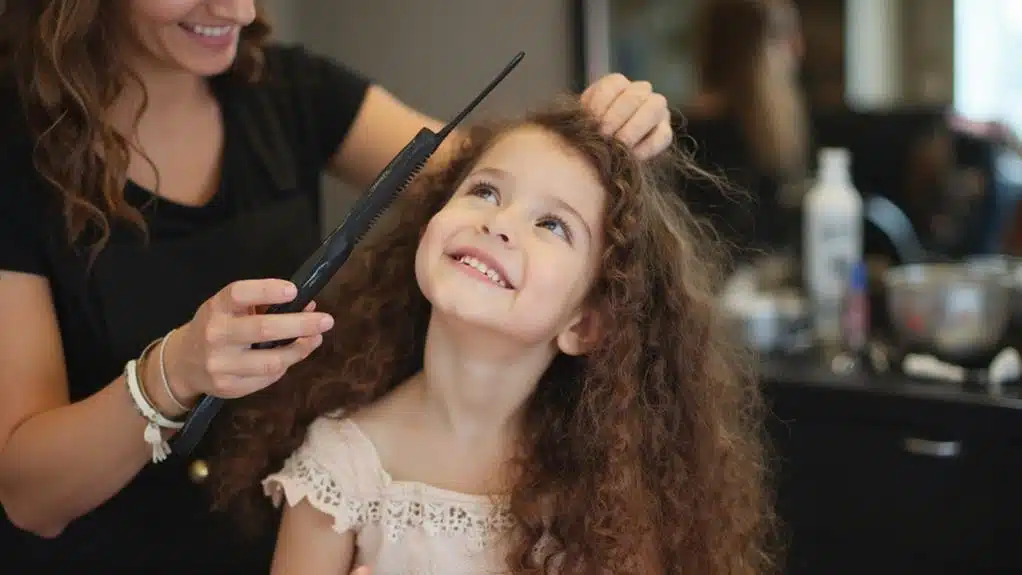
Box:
[468,183,499,203]
[537,216,572,242]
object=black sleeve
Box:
[0,111,47,277]
[261,44,372,169]
[0,181,45,276]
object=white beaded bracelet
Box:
[125,358,183,463]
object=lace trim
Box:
[265,455,515,549]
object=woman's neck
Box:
[108,56,213,135]
[417,313,558,443]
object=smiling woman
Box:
[122,0,263,76]
[0,1,674,573]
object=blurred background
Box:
[261,1,581,228]
[263,0,1021,256]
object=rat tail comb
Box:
[170,52,525,457]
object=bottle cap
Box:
[819,147,851,167]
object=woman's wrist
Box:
[140,351,189,420]
[160,328,200,407]
[140,332,198,419]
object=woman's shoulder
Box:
[0,77,53,276]
[220,43,371,173]
[0,76,32,164]
[259,43,333,72]
[0,77,46,218]
[252,43,371,96]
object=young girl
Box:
[211,100,776,574]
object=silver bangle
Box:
[158,328,190,413]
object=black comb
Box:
[170,52,525,458]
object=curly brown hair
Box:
[0,0,272,257]
[210,99,777,574]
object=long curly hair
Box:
[211,100,777,574]
[0,0,272,257]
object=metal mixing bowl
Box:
[964,255,1022,324]
[723,292,809,354]
[884,263,1014,366]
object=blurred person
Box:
[676,0,809,260]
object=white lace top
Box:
[262,416,519,575]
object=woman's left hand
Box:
[581,73,674,160]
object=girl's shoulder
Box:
[289,412,389,491]
[262,413,389,532]
[263,410,509,543]
[287,395,412,488]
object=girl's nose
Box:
[481,224,511,244]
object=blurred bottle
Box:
[841,261,870,354]
[804,148,863,347]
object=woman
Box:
[678,0,808,259]
[0,1,673,573]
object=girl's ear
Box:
[557,306,603,356]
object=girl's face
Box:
[121,0,256,77]
[415,126,607,355]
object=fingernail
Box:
[320,315,334,330]
[284,283,298,298]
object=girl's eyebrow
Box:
[471,166,511,180]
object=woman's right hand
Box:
[161,279,334,405]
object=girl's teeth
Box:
[457,256,508,288]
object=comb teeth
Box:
[353,158,428,244]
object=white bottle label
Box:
[805,209,860,343]
[807,213,857,294]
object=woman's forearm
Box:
[0,356,181,537]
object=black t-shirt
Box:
[0,44,370,574]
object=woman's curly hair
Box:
[211,99,777,574]
[0,0,272,257]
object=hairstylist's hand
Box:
[581,73,674,160]
[163,279,334,404]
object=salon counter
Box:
[762,358,1022,575]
